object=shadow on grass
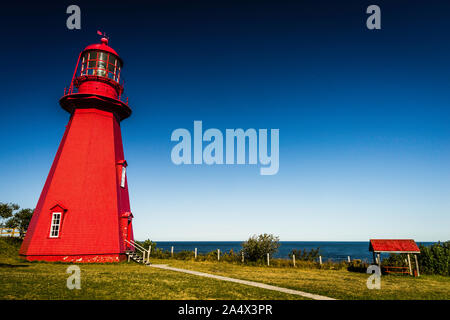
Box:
[0,263,29,268]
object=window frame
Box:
[120,166,126,188]
[49,212,62,238]
[79,50,122,82]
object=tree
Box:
[241,233,280,262]
[139,239,157,250]
[0,203,19,226]
[5,208,34,237]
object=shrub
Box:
[383,241,450,276]
[418,241,449,276]
[241,233,280,262]
[347,259,369,273]
[174,250,195,260]
[289,248,320,261]
[135,239,156,251]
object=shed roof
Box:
[369,239,420,253]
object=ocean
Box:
[153,241,435,262]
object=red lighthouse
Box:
[19,36,134,262]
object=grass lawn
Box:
[0,239,303,300]
[149,258,450,300]
[1,239,449,300]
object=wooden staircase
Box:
[125,239,151,265]
[125,250,151,265]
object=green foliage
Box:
[289,248,320,261]
[347,259,369,273]
[5,208,34,237]
[241,234,280,262]
[418,241,450,276]
[0,202,33,237]
[0,203,20,224]
[136,239,156,251]
[0,237,23,258]
[383,241,450,276]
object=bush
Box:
[289,248,320,261]
[383,241,450,276]
[220,249,240,263]
[174,250,195,260]
[347,259,369,273]
[418,241,449,276]
[241,233,280,262]
[0,237,22,257]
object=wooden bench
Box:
[382,266,410,275]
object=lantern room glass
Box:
[80,50,121,83]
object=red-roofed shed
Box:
[369,239,421,276]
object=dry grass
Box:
[151,258,450,300]
[2,238,449,300]
[0,239,304,300]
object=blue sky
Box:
[1,1,449,241]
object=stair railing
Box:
[124,239,151,264]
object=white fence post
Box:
[217,249,220,261]
[319,256,322,265]
[195,248,197,259]
[293,254,296,267]
[347,256,351,263]
[147,246,151,263]
[241,252,244,263]
[171,246,174,257]
[267,253,270,266]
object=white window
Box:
[49,212,62,238]
[120,166,126,188]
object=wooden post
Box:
[414,254,420,277]
[377,253,381,268]
[267,253,270,266]
[147,246,151,263]
[241,252,244,263]
[217,249,220,261]
[407,254,412,276]
[319,256,322,265]
[127,254,130,262]
[293,254,296,267]
[171,246,174,257]
[195,248,197,259]
[347,256,351,263]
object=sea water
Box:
[152,241,435,262]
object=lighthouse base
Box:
[21,253,127,263]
